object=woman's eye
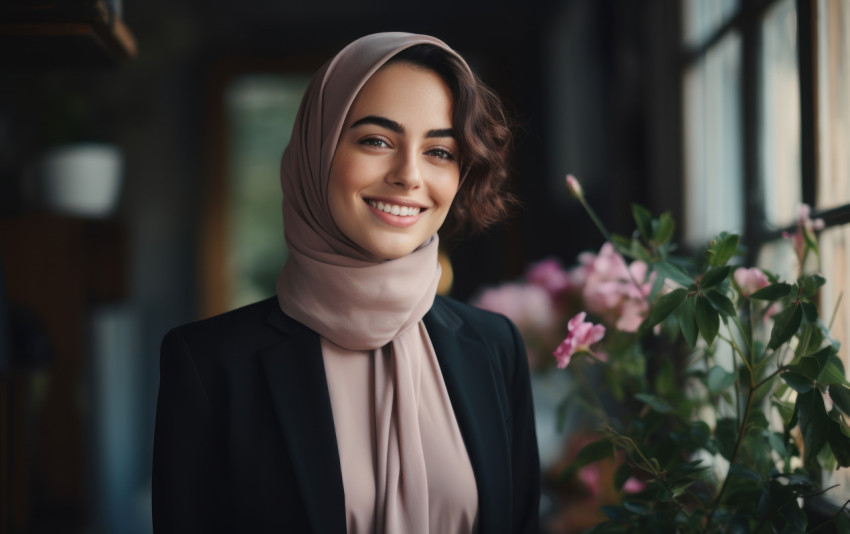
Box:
[426,147,455,160]
[359,137,389,148]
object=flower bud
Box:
[566,174,583,199]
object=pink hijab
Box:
[275,33,478,532]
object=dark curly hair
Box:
[387,44,515,235]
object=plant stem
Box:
[731,315,754,367]
[703,386,756,532]
[753,367,784,391]
[718,333,754,377]
[828,291,844,332]
[607,429,662,478]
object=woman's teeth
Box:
[368,200,421,216]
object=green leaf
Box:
[654,211,675,245]
[830,386,850,416]
[707,365,736,394]
[575,438,614,466]
[613,462,632,491]
[802,325,826,355]
[781,371,814,393]
[768,432,788,457]
[809,345,834,370]
[728,463,762,481]
[798,389,829,462]
[828,418,850,468]
[772,398,796,426]
[715,417,739,460]
[610,234,633,257]
[695,296,720,345]
[655,260,693,287]
[655,358,676,398]
[750,283,793,301]
[768,304,802,350]
[801,301,818,323]
[706,289,736,317]
[710,234,740,267]
[644,288,688,329]
[820,352,850,387]
[623,501,650,515]
[785,356,822,380]
[635,393,674,414]
[632,204,653,242]
[800,274,826,298]
[677,297,698,349]
[701,266,732,290]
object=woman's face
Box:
[328,61,460,260]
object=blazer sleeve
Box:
[503,316,541,534]
[152,329,233,533]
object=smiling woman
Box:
[153,33,539,534]
[329,62,460,260]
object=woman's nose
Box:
[386,150,422,189]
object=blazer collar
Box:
[424,298,512,532]
[259,307,346,534]
[260,298,511,533]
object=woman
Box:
[153,32,539,533]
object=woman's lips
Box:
[365,199,425,227]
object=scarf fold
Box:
[275,32,477,533]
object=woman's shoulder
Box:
[162,297,286,356]
[432,295,518,330]
[430,295,523,352]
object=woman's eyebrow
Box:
[349,116,454,139]
[350,115,403,133]
[426,128,454,139]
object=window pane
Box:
[682,0,741,46]
[225,74,310,308]
[817,0,850,209]
[760,0,802,228]
[820,224,850,498]
[756,239,798,284]
[683,31,744,246]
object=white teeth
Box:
[368,200,421,216]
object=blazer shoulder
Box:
[162,296,285,358]
[431,296,526,377]
[433,295,520,344]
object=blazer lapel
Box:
[259,309,345,534]
[424,300,512,532]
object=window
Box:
[201,66,310,317]
[681,0,850,501]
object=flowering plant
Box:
[478,176,850,532]
[550,175,850,532]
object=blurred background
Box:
[0,0,848,532]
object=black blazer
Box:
[152,295,540,533]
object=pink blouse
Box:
[321,327,479,534]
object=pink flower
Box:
[799,204,826,231]
[566,174,583,199]
[578,464,602,497]
[622,477,646,493]
[553,312,606,368]
[579,243,654,332]
[526,258,572,296]
[784,203,825,264]
[617,299,648,332]
[734,267,770,297]
[473,283,555,331]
